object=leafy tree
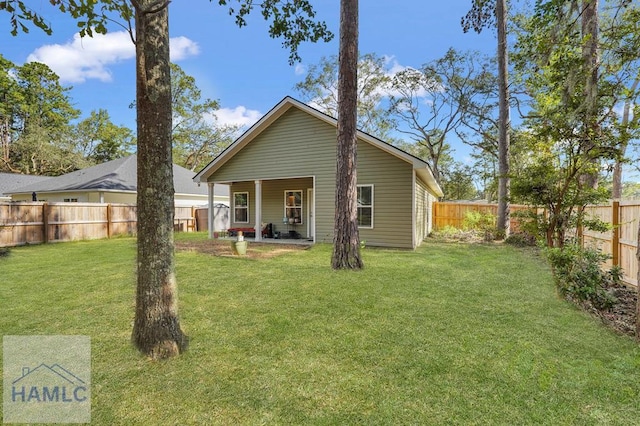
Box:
[3,0,332,359]
[510,0,640,254]
[621,182,640,200]
[170,63,238,171]
[511,131,611,248]
[332,0,362,270]
[15,61,79,131]
[599,3,640,198]
[397,140,476,201]
[439,158,477,201]
[130,63,240,171]
[0,55,20,166]
[462,0,512,238]
[10,122,87,175]
[0,58,82,174]
[295,52,395,140]
[470,148,498,202]
[73,109,135,163]
[388,48,497,183]
[513,1,610,180]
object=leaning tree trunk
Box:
[332,0,362,270]
[131,1,188,359]
[495,0,510,239]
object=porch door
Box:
[307,188,315,240]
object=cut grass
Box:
[1,234,639,425]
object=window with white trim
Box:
[233,192,249,223]
[284,190,302,224]
[357,185,373,228]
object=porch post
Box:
[207,182,215,239]
[254,179,262,241]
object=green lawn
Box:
[1,234,639,425]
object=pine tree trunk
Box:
[332,0,362,270]
[131,1,188,359]
[580,0,600,189]
[496,0,510,239]
[612,78,638,199]
[1,116,9,164]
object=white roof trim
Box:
[194,96,443,197]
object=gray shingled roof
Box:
[0,173,51,197]
[5,155,227,196]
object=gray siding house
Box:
[6,155,228,207]
[194,96,443,249]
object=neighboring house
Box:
[194,96,443,249]
[0,173,50,202]
[5,155,229,207]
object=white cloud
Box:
[294,63,306,76]
[383,55,408,75]
[27,32,134,83]
[169,36,200,61]
[26,31,199,84]
[214,106,262,128]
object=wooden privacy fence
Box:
[433,201,640,287]
[582,201,640,287]
[432,202,536,233]
[0,202,208,247]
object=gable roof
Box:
[0,173,51,197]
[194,96,443,197]
[6,155,225,197]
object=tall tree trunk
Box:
[332,0,363,270]
[131,1,188,359]
[496,0,510,238]
[612,78,639,199]
[581,0,600,189]
[1,116,9,165]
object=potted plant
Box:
[231,231,248,255]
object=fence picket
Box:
[0,202,206,248]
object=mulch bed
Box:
[570,283,637,337]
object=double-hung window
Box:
[284,190,302,224]
[234,192,249,223]
[357,185,373,228]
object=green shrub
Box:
[544,244,619,310]
[462,210,496,241]
[430,225,462,239]
[504,232,537,247]
[0,247,10,258]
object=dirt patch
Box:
[570,283,637,337]
[175,239,310,259]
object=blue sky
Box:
[1,1,497,162]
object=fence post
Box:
[42,203,49,244]
[612,200,620,267]
[107,204,112,239]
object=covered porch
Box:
[206,176,316,244]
